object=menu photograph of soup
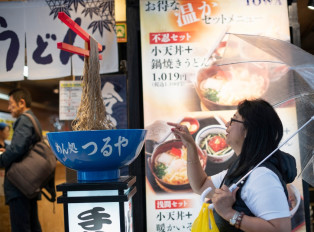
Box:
[153,146,190,185]
[148,139,207,191]
[196,64,270,110]
[199,67,268,105]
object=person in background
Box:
[168,99,297,232]
[0,88,42,232]
[0,122,10,151]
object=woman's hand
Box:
[167,122,215,195]
[212,185,239,221]
[167,122,195,148]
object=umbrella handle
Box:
[201,185,239,210]
[201,184,238,203]
[200,187,216,210]
[229,183,238,192]
[201,187,213,203]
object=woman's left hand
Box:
[212,185,239,220]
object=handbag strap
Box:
[23,113,42,141]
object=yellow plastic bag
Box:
[191,203,219,232]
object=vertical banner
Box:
[0,2,25,81]
[100,74,128,129]
[141,0,305,231]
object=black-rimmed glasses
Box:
[230,118,244,126]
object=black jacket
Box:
[213,150,297,231]
[0,110,42,204]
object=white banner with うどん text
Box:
[24,0,70,80]
[0,3,25,81]
[0,0,118,81]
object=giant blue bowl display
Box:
[46,129,147,181]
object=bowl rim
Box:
[46,129,147,135]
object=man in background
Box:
[0,88,42,232]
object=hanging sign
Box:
[0,4,25,81]
[0,0,118,81]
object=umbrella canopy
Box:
[212,34,314,103]
[215,34,314,68]
[207,33,314,186]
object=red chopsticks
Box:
[57,12,103,60]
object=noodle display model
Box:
[72,37,115,131]
[46,13,147,181]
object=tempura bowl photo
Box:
[195,125,234,163]
[148,139,207,190]
[46,129,147,181]
[195,64,269,110]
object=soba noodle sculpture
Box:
[72,36,115,131]
[46,12,146,181]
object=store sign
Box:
[66,190,128,232]
[116,22,127,43]
[68,202,120,232]
[0,0,118,81]
[140,0,305,231]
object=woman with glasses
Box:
[168,99,297,232]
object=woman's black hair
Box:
[226,99,283,180]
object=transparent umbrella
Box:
[191,34,314,232]
[207,33,314,186]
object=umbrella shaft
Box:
[233,116,314,188]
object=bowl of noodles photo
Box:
[195,64,269,110]
[195,125,234,163]
[148,139,207,190]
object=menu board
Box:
[140,0,305,231]
[59,76,128,129]
[59,81,82,121]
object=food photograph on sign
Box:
[145,115,238,193]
